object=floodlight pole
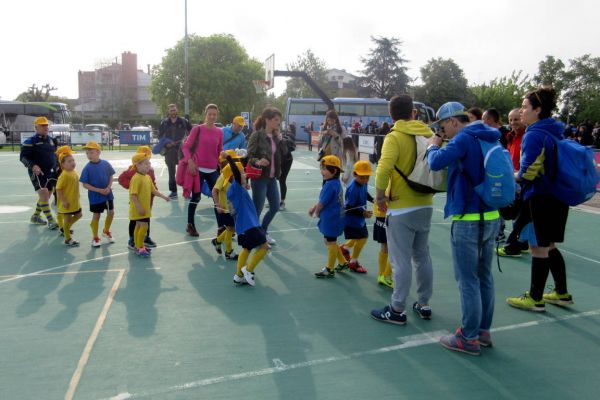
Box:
[184,0,190,120]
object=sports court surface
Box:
[1,148,599,400]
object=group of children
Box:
[310,155,393,287]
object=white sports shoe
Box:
[91,237,102,247]
[241,266,255,286]
[102,231,115,243]
[233,274,247,285]
[266,234,276,245]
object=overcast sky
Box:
[2,0,598,102]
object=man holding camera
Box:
[158,104,192,199]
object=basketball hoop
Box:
[252,80,270,94]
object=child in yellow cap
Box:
[338,160,373,273]
[56,149,82,246]
[129,152,170,257]
[211,159,243,260]
[310,155,348,278]
[80,141,116,247]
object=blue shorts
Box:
[372,217,387,243]
[344,225,368,240]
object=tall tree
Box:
[533,55,566,94]
[414,58,470,110]
[359,36,410,98]
[284,50,329,98]
[15,83,57,102]
[150,34,264,123]
[561,54,600,122]
[469,71,532,119]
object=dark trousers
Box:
[505,202,530,251]
[187,170,219,226]
[279,156,293,201]
[166,159,177,192]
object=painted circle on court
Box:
[0,205,32,214]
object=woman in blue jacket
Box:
[506,87,573,312]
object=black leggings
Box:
[187,170,219,225]
[278,156,293,201]
[129,220,150,238]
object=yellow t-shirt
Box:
[129,172,155,220]
[213,173,232,213]
[56,170,81,213]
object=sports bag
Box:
[470,138,515,208]
[396,135,447,193]
[545,135,599,206]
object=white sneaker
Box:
[233,274,247,285]
[241,266,255,286]
[91,237,102,247]
[266,234,276,245]
[102,231,115,243]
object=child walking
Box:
[79,141,116,247]
[373,195,393,288]
[310,155,347,278]
[338,160,373,273]
[224,153,269,286]
[129,152,170,257]
[118,146,159,250]
[211,154,241,260]
[55,148,82,246]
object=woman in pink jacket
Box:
[181,104,223,236]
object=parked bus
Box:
[0,101,72,142]
[284,97,435,141]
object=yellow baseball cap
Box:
[55,145,72,157]
[232,116,246,126]
[353,160,373,176]
[136,146,152,156]
[320,155,343,171]
[82,141,101,151]
[132,152,151,165]
[219,149,240,162]
[34,116,49,125]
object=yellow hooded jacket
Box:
[375,120,434,209]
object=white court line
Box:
[65,269,125,400]
[0,226,316,285]
[106,309,600,400]
[560,249,600,265]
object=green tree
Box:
[150,34,264,123]
[469,71,532,119]
[561,54,600,122]
[415,58,470,110]
[15,83,57,102]
[284,50,329,98]
[358,36,410,98]
[533,55,566,94]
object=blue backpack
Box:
[467,139,516,208]
[545,136,599,206]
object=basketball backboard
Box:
[264,54,275,90]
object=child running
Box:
[338,160,373,273]
[129,152,170,257]
[211,150,241,260]
[79,141,116,247]
[224,153,269,286]
[310,155,347,278]
[118,146,159,250]
[55,148,82,246]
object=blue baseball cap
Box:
[434,102,468,123]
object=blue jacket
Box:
[222,126,247,150]
[518,118,563,200]
[20,134,57,173]
[428,121,501,218]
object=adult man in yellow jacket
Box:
[370,94,435,326]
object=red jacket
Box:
[506,127,525,170]
[118,166,156,189]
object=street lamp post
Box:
[184,0,190,120]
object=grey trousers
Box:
[387,208,434,312]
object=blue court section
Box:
[0,149,599,399]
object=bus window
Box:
[365,104,389,117]
[314,103,328,115]
[289,102,315,115]
[338,103,364,117]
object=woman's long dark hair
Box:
[323,109,342,135]
[524,86,557,119]
[253,107,282,131]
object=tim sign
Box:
[118,131,151,145]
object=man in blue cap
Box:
[427,102,502,356]
[158,104,192,199]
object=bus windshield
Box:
[0,101,72,133]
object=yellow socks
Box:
[247,247,267,273]
[384,260,392,278]
[63,214,81,241]
[237,248,250,276]
[91,218,99,238]
[217,229,227,243]
[224,230,233,252]
[134,224,148,249]
[344,239,356,249]
[56,213,64,229]
[351,238,367,260]
[327,244,338,270]
[337,247,347,264]
[378,250,388,276]
[103,212,114,234]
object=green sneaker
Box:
[543,289,574,306]
[506,292,545,312]
[335,263,349,272]
[315,267,335,278]
[377,275,393,288]
[30,215,46,225]
[496,247,522,257]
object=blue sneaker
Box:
[412,302,432,320]
[144,237,157,248]
[128,239,136,251]
[370,305,406,325]
[439,327,480,356]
